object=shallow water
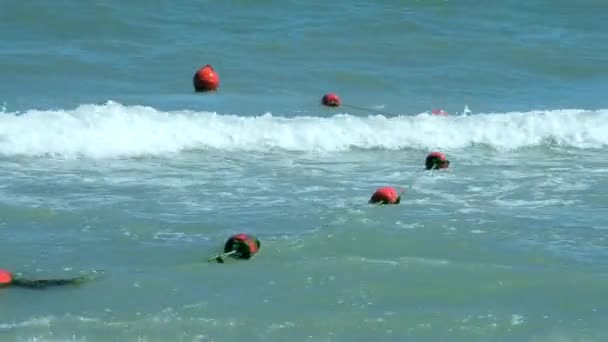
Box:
[1,1,607,341]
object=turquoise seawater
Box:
[1,1,607,341]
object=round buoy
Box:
[369,186,401,205]
[322,93,341,107]
[0,269,13,287]
[193,64,220,92]
[431,109,448,116]
[425,152,450,170]
[224,234,261,260]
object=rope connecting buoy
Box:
[369,186,402,205]
[0,268,93,289]
[209,234,261,263]
[193,64,220,92]
[425,152,450,170]
[0,269,13,287]
[321,93,341,107]
[321,93,400,116]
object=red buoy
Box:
[0,269,13,287]
[193,64,220,92]
[425,152,450,170]
[431,109,448,116]
[224,234,261,260]
[369,186,401,204]
[322,93,341,107]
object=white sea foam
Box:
[1,102,606,158]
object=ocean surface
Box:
[1,1,607,341]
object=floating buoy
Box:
[209,233,261,263]
[369,186,401,205]
[322,93,341,107]
[431,109,448,116]
[0,269,13,286]
[425,152,450,170]
[193,64,220,92]
[224,234,260,259]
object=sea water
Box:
[1,1,607,341]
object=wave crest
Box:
[1,102,606,158]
